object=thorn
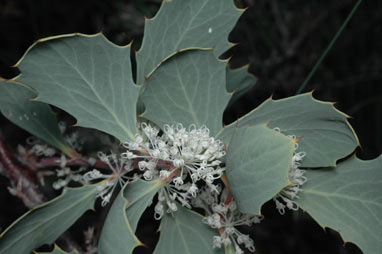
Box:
[127,39,134,47]
[230,42,239,47]
[240,6,249,13]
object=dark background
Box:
[0,0,381,253]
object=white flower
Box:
[273,130,307,215]
[52,166,86,190]
[123,122,226,212]
[84,151,134,206]
[203,189,262,253]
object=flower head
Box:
[83,151,134,206]
[203,189,263,253]
[122,123,226,213]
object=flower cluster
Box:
[122,123,226,216]
[273,130,307,214]
[83,152,134,206]
[26,136,56,157]
[201,189,263,253]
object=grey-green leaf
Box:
[226,124,295,215]
[154,205,223,254]
[34,244,79,254]
[297,156,382,254]
[15,33,139,142]
[0,79,78,157]
[226,65,257,107]
[136,0,243,84]
[0,184,99,254]
[141,49,230,136]
[218,93,358,167]
[98,179,163,254]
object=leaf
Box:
[226,65,257,107]
[34,244,79,254]
[136,0,243,84]
[0,79,78,157]
[154,205,222,254]
[218,93,358,167]
[297,156,382,254]
[140,49,230,136]
[0,184,99,254]
[226,124,295,215]
[98,179,163,254]
[15,33,139,142]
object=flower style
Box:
[122,123,226,215]
[273,131,307,214]
[202,189,263,253]
[83,151,134,206]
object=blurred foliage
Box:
[0,0,380,253]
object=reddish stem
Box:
[221,173,233,205]
[0,138,45,208]
[34,157,109,169]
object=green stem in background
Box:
[296,0,363,95]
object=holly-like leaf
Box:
[0,184,99,254]
[226,64,257,107]
[141,49,230,136]
[226,124,295,215]
[297,156,382,254]
[34,244,79,254]
[136,0,243,84]
[218,93,358,167]
[0,79,78,157]
[98,179,163,254]
[15,33,139,142]
[154,205,222,254]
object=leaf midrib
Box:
[47,43,135,140]
[304,189,381,207]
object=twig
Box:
[0,136,85,252]
[0,138,44,207]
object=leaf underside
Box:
[0,184,99,254]
[141,49,230,136]
[218,93,358,168]
[297,156,382,254]
[0,79,76,157]
[154,205,223,254]
[15,33,139,142]
[226,124,295,215]
[136,0,243,84]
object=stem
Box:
[221,173,233,205]
[296,0,363,95]
[0,138,45,207]
[34,157,109,169]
